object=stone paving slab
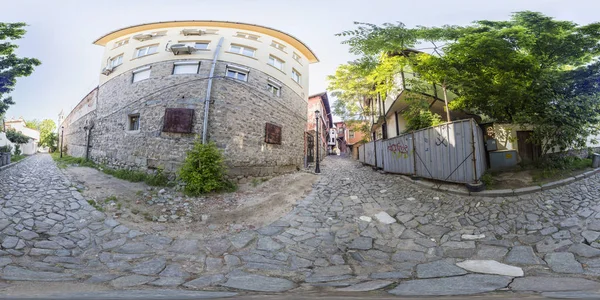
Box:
[388,274,513,296]
[0,290,238,299]
[3,154,600,297]
[510,276,600,292]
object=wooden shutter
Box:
[265,123,282,144]
[162,108,194,133]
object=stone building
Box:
[61,21,319,180]
[305,92,331,164]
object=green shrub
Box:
[179,140,234,195]
[13,144,21,156]
[145,168,171,187]
[480,172,494,188]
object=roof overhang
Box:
[93,20,319,63]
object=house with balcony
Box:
[368,50,475,141]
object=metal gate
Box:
[358,119,486,184]
[306,134,314,163]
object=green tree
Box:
[0,23,41,116]
[337,12,600,153]
[38,119,56,147]
[25,119,40,129]
[5,128,29,144]
[46,132,58,152]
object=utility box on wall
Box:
[486,139,498,151]
[489,150,518,169]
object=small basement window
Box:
[128,114,140,131]
[173,61,200,74]
[132,67,151,82]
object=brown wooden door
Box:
[517,131,541,163]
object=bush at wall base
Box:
[179,140,235,196]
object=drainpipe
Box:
[84,122,94,161]
[202,37,224,144]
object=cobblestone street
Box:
[1,154,600,298]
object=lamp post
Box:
[315,110,321,174]
[60,126,64,158]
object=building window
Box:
[229,44,256,57]
[113,39,129,49]
[194,42,209,50]
[268,55,284,71]
[135,45,158,58]
[226,66,248,82]
[291,69,301,84]
[128,114,140,131]
[173,61,200,75]
[235,32,260,41]
[349,130,355,139]
[132,67,151,82]
[109,55,123,67]
[267,83,281,97]
[271,41,286,52]
[292,52,302,64]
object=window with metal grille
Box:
[162,108,194,133]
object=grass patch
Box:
[51,153,173,187]
[87,200,103,212]
[10,154,26,163]
[530,156,592,183]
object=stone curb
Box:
[393,168,600,197]
[0,154,36,172]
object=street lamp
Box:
[315,110,321,174]
[60,126,64,158]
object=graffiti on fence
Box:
[435,130,448,147]
[388,142,410,159]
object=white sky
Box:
[3,0,598,122]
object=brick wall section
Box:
[62,59,307,180]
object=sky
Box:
[3,0,599,123]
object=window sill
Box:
[225,51,258,60]
[225,76,248,83]
[126,129,141,134]
[131,52,159,61]
[267,64,286,75]
[271,46,288,54]
[232,35,262,42]
[292,80,303,88]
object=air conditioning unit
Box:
[132,33,154,41]
[181,29,203,36]
[170,43,195,55]
[101,66,114,75]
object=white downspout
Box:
[202,37,224,144]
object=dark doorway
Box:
[517,131,541,163]
[307,135,315,163]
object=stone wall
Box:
[63,59,307,180]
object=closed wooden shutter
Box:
[162,108,194,133]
